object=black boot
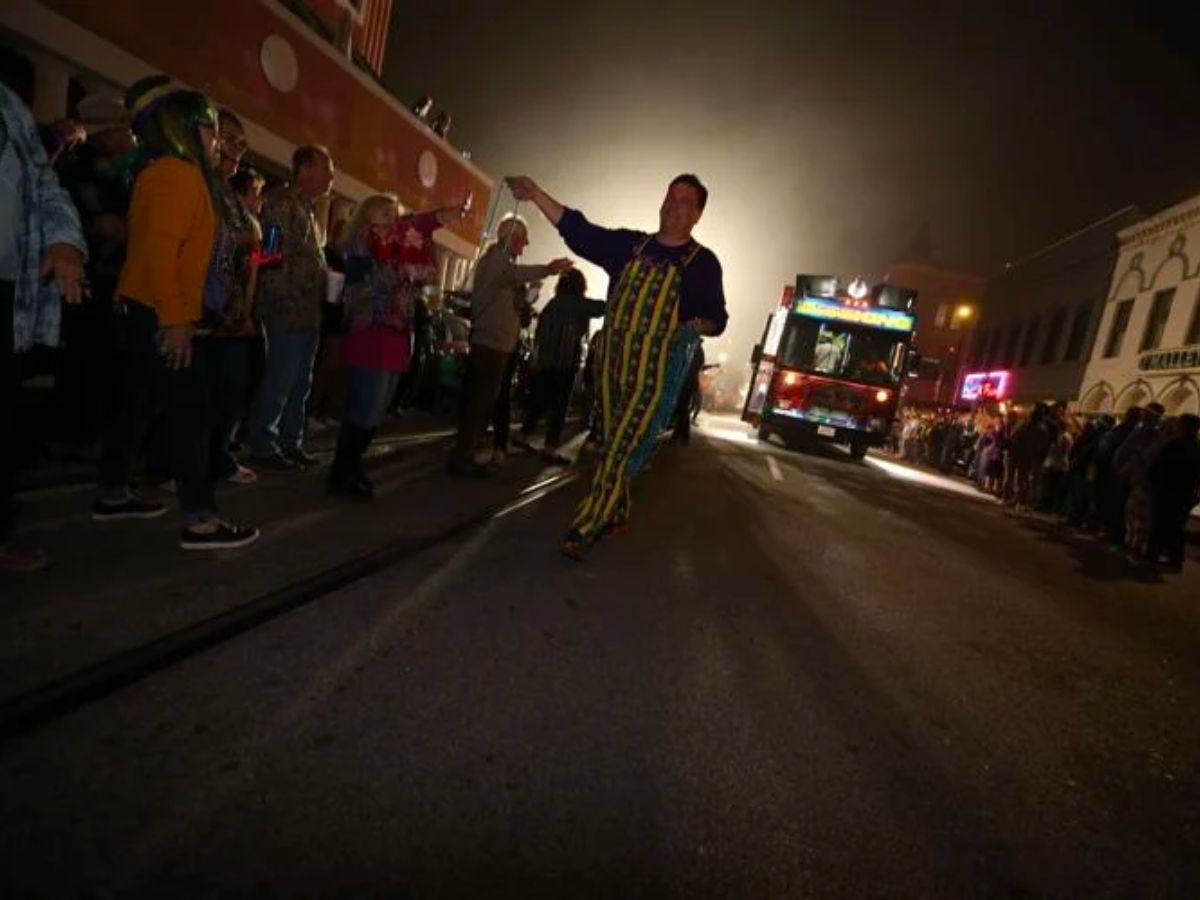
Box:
[328,423,373,499]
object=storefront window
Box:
[1186,295,1200,346]
[1139,288,1175,351]
[1103,299,1134,358]
[1063,300,1094,361]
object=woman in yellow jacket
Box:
[94,83,258,550]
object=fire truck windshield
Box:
[777,318,905,387]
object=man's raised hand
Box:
[505,176,538,201]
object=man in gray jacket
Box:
[447,216,570,477]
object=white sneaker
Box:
[226,464,258,485]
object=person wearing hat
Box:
[54,91,136,453]
[93,79,259,550]
[0,83,87,572]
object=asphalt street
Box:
[1,417,1197,898]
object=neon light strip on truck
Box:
[793,297,916,332]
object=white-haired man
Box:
[447,217,571,477]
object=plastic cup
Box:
[326,271,346,304]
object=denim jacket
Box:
[0,84,86,351]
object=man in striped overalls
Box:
[506,174,728,559]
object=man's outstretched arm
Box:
[506,175,639,275]
[506,176,564,225]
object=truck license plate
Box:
[817,426,836,437]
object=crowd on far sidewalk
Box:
[891,402,1200,574]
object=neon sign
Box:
[961,371,1011,401]
[793,297,915,333]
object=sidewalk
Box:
[872,449,1200,562]
[1,418,580,714]
[15,409,454,494]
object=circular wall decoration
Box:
[260,35,299,93]
[418,149,438,189]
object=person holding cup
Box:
[328,194,467,497]
[206,155,265,485]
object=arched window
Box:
[1080,383,1114,415]
[1114,381,1152,413]
[1160,379,1200,416]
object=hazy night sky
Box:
[386,1,1200,360]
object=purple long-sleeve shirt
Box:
[557,208,728,336]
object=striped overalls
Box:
[566,237,702,546]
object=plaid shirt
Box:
[0,85,86,351]
[255,184,327,331]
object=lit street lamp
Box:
[948,303,978,405]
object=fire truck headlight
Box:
[783,372,799,386]
[875,389,891,403]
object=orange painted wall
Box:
[42,0,490,245]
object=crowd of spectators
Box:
[892,403,1200,572]
[0,77,595,572]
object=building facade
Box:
[883,259,985,406]
[962,207,1142,408]
[0,0,490,286]
[1078,195,1200,418]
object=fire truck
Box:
[742,275,920,458]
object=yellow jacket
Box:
[117,156,215,326]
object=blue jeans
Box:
[249,314,319,457]
[344,366,400,430]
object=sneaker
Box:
[180,521,261,551]
[284,448,321,468]
[248,453,298,473]
[0,543,51,573]
[92,497,168,521]
[226,464,258,485]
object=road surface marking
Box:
[767,456,784,481]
